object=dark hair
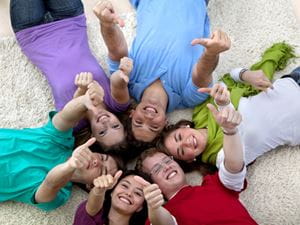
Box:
[101,170,152,225]
[135,148,161,173]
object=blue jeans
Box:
[10,0,84,32]
[282,67,300,86]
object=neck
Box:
[142,80,168,111]
[166,183,188,200]
[86,103,106,121]
[108,207,131,225]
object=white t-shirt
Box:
[217,70,300,165]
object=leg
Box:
[45,0,84,21]
[10,0,47,32]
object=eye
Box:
[99,130,106,137]
[178,133,182,141]
[121,183,128,188]
[135,191,143,197]
[112,124,121,129]
[135,119,142,125]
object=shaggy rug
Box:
[0,0,300,224]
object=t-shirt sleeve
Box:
[218,161,246,192]
[129,0,140,8]
[182,79,211,107]
[107,57,120,75]
[43,111,74,139]
[28,182,72,211]
[73,201,104,225]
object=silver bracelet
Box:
[239,68,248,81]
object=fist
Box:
[93,0,124,27]
[87,81,105,107]
[199,83,230,106]
[241,70,273,91]
[75,72,93,90]
[117,57,133,83]
[191,30,231,56]
[68,138,95,169]
[93,170,123,190]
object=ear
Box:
[85,183,93,191]
[136,205,143,212]
[129,109,135,118]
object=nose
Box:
[91,157,99,168]
[162,163,172,173]
[183,137,193,148]
[144,111,155,119]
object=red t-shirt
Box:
[146,173,257,225]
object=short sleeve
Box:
[107,57,120,75]
[218,161,246,192]
[73,201,104,225]
[29,182,72,211]
[129,0,140,8]
[182,79,211,107]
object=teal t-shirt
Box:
[0,111,74,211]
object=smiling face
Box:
[111,175,145,215]
[141,152,186,199]
[76,153,118,185]
[89,110,125,147]
[164,127,207,161]
[130,102,167,142]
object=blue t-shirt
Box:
[0,111,74,211]
[109,0,210,112]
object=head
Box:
[88,109,126,148]
[157,120,207,162]
[129,101,168,142]
[72,152,123,186]
[102,170,150,225]
[136,148,186,200]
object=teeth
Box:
[119,196,131,205]
[167,171,177,179]
[193,137,197,148]
[145,107,156,113]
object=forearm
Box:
[86,188,105,216]
[35,162,75,203]
[149,207,176,225]
[192,52,218,87]
[53,96,87,131]
[100,23,128,61]
[110,71,130,103]
[222,131,244,173]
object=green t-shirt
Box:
[0,111,74,211]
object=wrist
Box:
[222,128,238,136]
[239,69,248,82]
[92,187,106,196]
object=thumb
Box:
[112,170,123,186]
[207,103,219,118]
[113,15,125,27]
[83,137,96,148]
[191,38,210,47]
[198,87,212,94]
[134,175,151,187]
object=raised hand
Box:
[92,170,123,194]
[67,138,96,169]
[75,72,93,91]
[191,30,231,56]
[207,103,242,134]
[199,83,230,106]
[241,70,273,91]
[93,0,124,27]
[134,176,164,210]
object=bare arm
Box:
[192,30,231,88]
[35,138,96,203]
[93,0,128,61]
[110,57,132,104]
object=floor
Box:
[0,0,133,37]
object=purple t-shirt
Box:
[16,14,129,130]
[73,200,105,225]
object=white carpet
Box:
[0,0,300,224]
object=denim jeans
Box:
[10,0,84,32]
[282,67,300,86]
